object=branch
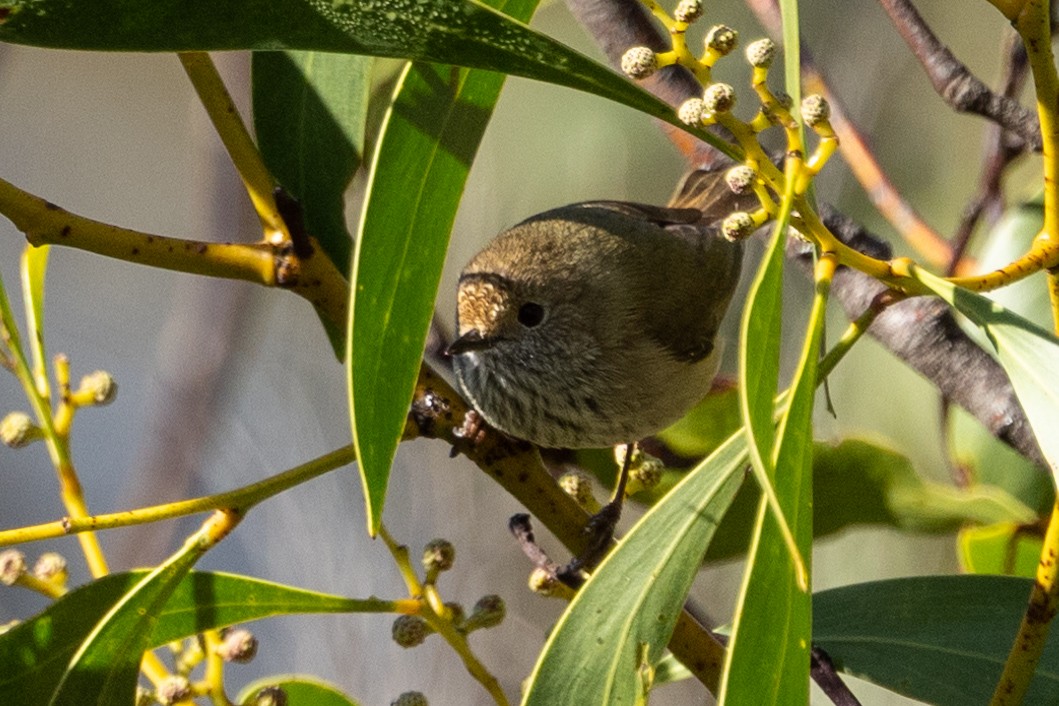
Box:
[878,0,1042,151]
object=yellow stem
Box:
[177,52,288,245]
[379,524,424,597]
[202,630,235,706]
[990,500,1059,705]
[0,445,356,547]
[0,175,349,331]
[424,610,511,706]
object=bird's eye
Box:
[517,302,545,328]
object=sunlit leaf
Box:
[522,431,747,705]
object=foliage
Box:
[0,0,1058,705]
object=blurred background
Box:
[0,1,1045,703]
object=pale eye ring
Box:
[517,301,545,328]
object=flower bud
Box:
[705,25,738,56]
[721,211,757,242]
[0,412,40,448]
[529,567,560,596]
[422,539,455,573]
[77,370,117,405]
[725,166,757,195]
[629,456,664,491]
[746,38,777,68]
[33,552,67,584]
[703,83,736,114]
[673,0,703,23]
[0,549,26,586]
[621,46,659,79]
[801,94,831,126]
[217,627,258,663]
[558,469,596,509]
[677,98,706,126]
[392,692,429,706]
[156,675,192,705]
[392,615,432,648]
[248,686,287,706]
[464,594,505,632]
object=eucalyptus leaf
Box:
[0,571,381,705]
[347,0,540,534]
[253,51,372,273]
[815,575,1059,705]
[0,0,735,159]
[522,431,746,705]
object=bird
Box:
[447,167,749,453]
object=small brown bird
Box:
[448,169,748,451]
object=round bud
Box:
[0,412,39,448]
[528,567,560,596]
[673,0,703,23]
[0,549,26,586]
[629,456,664,490]
[156,676,192,706]
[725,166,757,195]
[422,539,455,573]
[705,25,738,56]
[558,469,595,508]
[392,692,429,706]
[721,212,757,242]
[33,552,67,583]
[391,615,431,648]
[677,98,706,126]
[801,94,831,126]
[464,595,506,632]
[78,370,117,405]
[746,38,777,68]
[613,444,642,468]
[703,83,736,114]
[248,686,288,706]
[217,627,258,663]
[621,46,659,80]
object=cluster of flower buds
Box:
[619,2,838,241]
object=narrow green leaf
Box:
[814,575,1059,705]
[236,675,361,705]
[0,0,736,160]
[19,245,49,397]
[913,266,1059,487]
[522,431,747,705]
[348,0,540,534]
[720,255,825,705]
[253,51,372,273]
[0,571,385,704]
[48,532,211,705]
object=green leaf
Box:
[348,0,540,534]
[704,439,1036,561]
[522,431,747,705]
[913,267,1059,489]
[720,249,824,705]
[237,675,361,706]
[814,575,1059,705]
[656,385,743,458]
[48,529,212,705]
[958,523,1043,577]
[253,51,372,273]
[0,571,381,705]
[0,0,735,160]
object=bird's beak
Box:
[446,329,494,356]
